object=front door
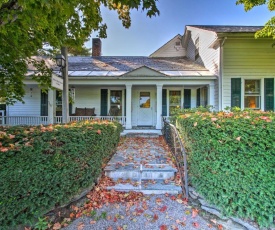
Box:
[138,91,153,126]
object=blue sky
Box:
[86,0,275,56]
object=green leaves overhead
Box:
[0,0,159,104]
[236,0,275,38]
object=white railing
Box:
[0,116,48,126]
[54,116,63,124]
[70,116,126,127]
[0,116,126,127]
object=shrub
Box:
[176,110,275,227]
[0,120,123,229]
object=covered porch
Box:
[3,81,216,128]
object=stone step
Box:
[107,179,182,195]
[105,164,177,180]
[120,129,162,138]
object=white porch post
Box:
[208,83,215,110]
[48,89,54,124]
[125,84,132,129]
[156,84,163,129]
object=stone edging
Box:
[188,186,260,230]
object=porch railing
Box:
[0,115,126,127]
[69,116,126,127]
[162,117,188,199]
[0,116,48,126]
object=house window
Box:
[175,41,181,46]
[169,91,181,115]
[140,92,150,108]
[110,90,122,116]
[195,37,199,60]
[244,80,261,109]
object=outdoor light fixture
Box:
[55,54,66,69]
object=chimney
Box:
[92,38,101,56]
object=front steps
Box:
[120,129,162,138]
[105,163,181,194]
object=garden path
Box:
[61,136,216,230]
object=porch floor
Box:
[104,136,181,194]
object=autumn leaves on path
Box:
[105,137,182,194]
[62,175,215,230]
[59,137,216,230]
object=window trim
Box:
[241,78,265,110]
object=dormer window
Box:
[195,37,199,60]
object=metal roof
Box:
[187,25,263,33]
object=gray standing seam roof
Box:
[187,25,263,33]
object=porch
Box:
[4,80,215,129]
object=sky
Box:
[86,0,275,56]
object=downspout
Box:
[219,37,227,111]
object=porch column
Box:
[208,83,215,111]
[48,89,54,124]
[156,84,163,129]
[125,84,132,129]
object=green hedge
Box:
[176,110,275,227]
[0,120,123,228]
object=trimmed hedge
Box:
[176,110,275,227]
[0,120,123,228]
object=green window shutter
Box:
[41,91,48,116]
[100,89,108,116]
[184,89,191,109]
[264,78,274,111]
[231,78,241,108]
[162,89,167,116]
[196,88,200,107]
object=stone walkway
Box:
[105,136,181,194]
[62,136,216,230]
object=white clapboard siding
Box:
[72,86,100,115]
[222,38,275,109]
[186,28,219,76]
[149,35,186,58]
[7,86,41,116]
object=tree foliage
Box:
[236,0,275,38]
[0,0,159,104]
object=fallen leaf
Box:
[192,222,200,228]
[77,222,84,230]
[192,208,199,218]
[52,222,62,230]
[159,206,167,212]
[90,220,96,224]
[160,225,168,230]
[218,224,223,230]
[236,136,241,141]
[176,199,183,204]
[153,214,159,221]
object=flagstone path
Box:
[61,137,216,230]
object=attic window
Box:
[175,41,181,46]
[195,37,199,60]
